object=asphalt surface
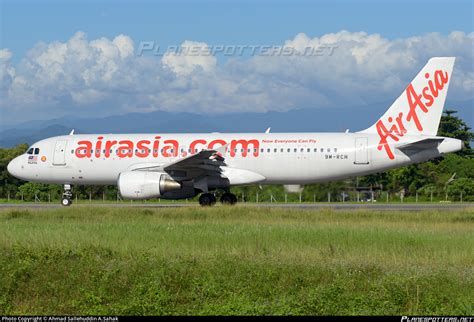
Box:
[0,202,472,211]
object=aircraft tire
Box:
[61,198,72,207]
[220,193,237,205]
[199,193,216,206]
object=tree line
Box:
[1,111,472,202]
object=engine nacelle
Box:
[118,171,182,199]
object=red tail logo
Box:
[376,70,449,159]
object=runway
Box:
[0,202,472,211]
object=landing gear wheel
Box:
[61,198,72,207]
[220,193,237,205]
[199,193,217,206]
[61,184,73,207]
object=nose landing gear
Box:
[61,184,73,206]
[61,198,72,206]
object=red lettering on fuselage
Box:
[117,140,133,158]
[376,70,449,160]
[73,137,261,159]
[162,139,178,157]
[75,140,93,158]
[190,139,206,154]
[104,140,117,158]
[230,139,259,157]
[208,139,226,150]
[95,136,103,158]
[152,136,160,157]
[136,140,151,158]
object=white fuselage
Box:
[7,132,462,187]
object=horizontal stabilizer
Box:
[396,138,444,155]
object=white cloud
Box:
[1,30,473,124]
[0,49,13,60]
[0,49,15,102]
[162,40,217,75]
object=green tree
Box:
[17,182,59,201]
[446,178,474,201]
[438,110,473,155]
[0,144,28,198]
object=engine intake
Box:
[118,171,182,199]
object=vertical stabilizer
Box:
[360,57,455,136]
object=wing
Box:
[396,138,444,156]
[164,148,226,176]
[131,145,228,181]
[126,143,265,189]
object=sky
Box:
[1,0,473,125]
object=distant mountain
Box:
[1,99,472,148]
[0,124,77,148]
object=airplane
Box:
[7,57,463,206]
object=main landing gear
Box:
[61,184,73,207]
[198,193,216,206]
[220,192,237,205]
[198,192,237,206]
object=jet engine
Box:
[118,171,194,199]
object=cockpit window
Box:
[27,148,34,155]
[34,148,40,155]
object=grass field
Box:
[0,206,473,315]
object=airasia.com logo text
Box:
[75,137,259,159]
[376,70,449,159]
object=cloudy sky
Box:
[1,0,473,125]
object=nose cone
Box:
[7,156,22,179]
